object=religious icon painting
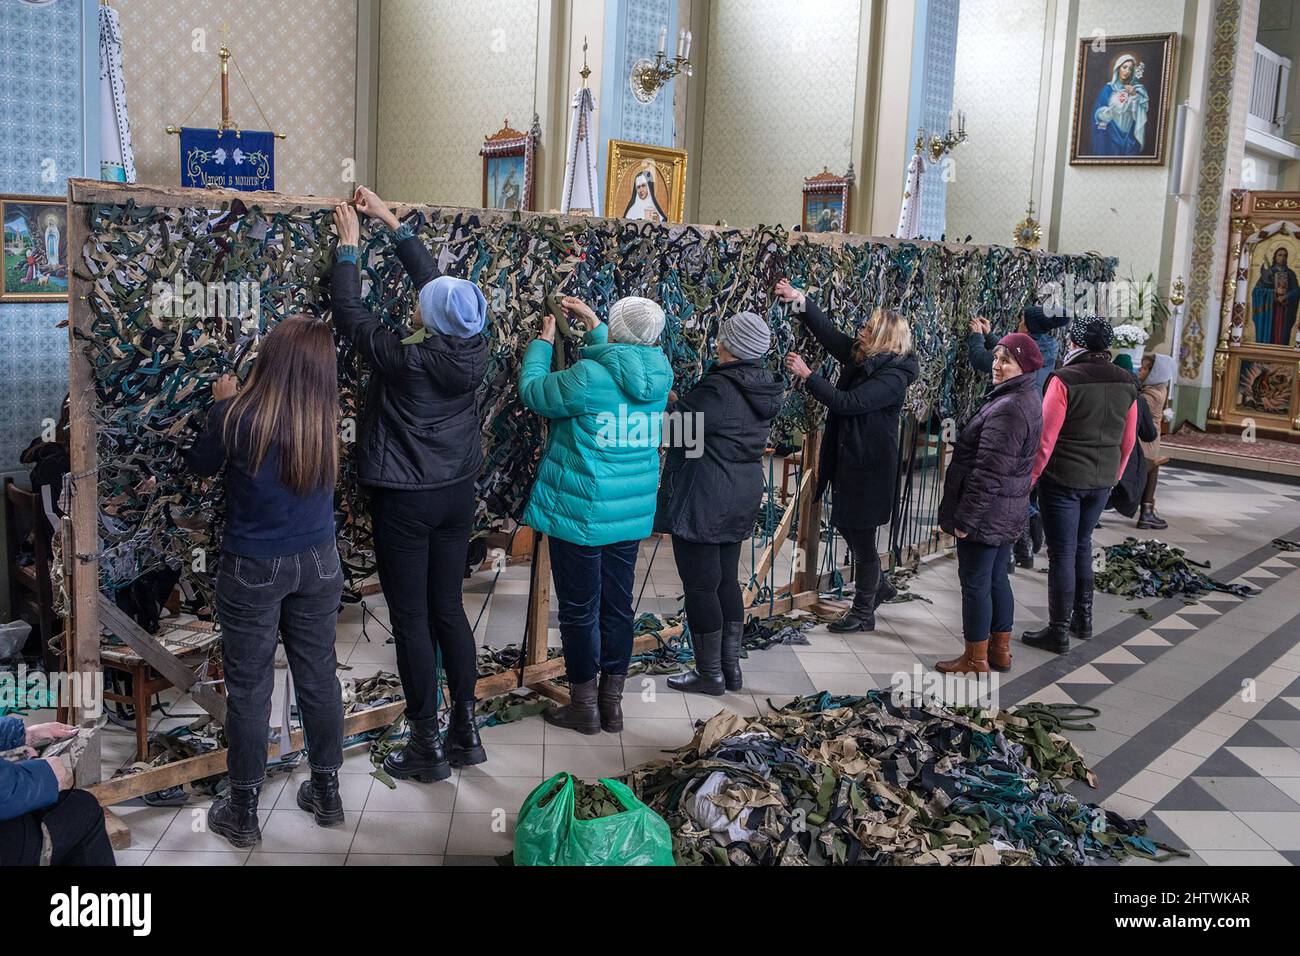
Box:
[1069,33,1177,165]
[481,119,536,212]
[1,195,69,303]
[1245,232,1300,348]
[1235,358,1296,416]
[802,167,851,233]
[605,140,687,224]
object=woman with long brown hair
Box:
[184,316,346,849]
[776,279,919,634]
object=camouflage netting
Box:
[76,198,1115,608]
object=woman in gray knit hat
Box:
[653,311,784,695]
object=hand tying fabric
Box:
[213,374,238,402]
[333,202,360,246]
[561,296,599,331]
[784,352,812,380]
[25,722,75,748]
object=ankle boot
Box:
[208,785,261,848]
[873,577,898,610]
[1029,513,1044,554]
[668,630,725,696]
[1013,531,1034,568]
[1070,588,1094,641]
[597,671,627,732]
[446,699,487,767]
[830,585,876,633]
[544,677,601,735]
[1022,622,1071,654]
[935,641,990,675]
[987,631,1013,672]
[1136,504,1168,530]
[296,770,344,826]
[383,714,451,783]
[719,621,744,691]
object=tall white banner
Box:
[560,86,599,215]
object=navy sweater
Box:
[184,399,335,558]
[0,716,58,822]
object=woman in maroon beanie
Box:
[935,333,1045,674]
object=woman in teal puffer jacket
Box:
[519,294,673,736]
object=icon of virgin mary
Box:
[623,166,668,222]
[1090,52,1150,156]
[1251,246,1300,346]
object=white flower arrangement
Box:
[1112,323,1150,348]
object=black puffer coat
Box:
[800,299,919,530]
[329,237,488,490]
[937,370,1044,545]
[654,360,785,543]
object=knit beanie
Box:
[997,332,1044,374]
[718,310,771,360]
[608,296,665,345]
[418,276,486,337]
[1068,315,1113,352]
[1113,353,1134,373]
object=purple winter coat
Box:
[937,371,1043,545]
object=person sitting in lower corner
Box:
[184,318,347,847]
[0,717,114,866]
[936,335,1043,675]
[1022,317,1139,655]
[654,310,783,696]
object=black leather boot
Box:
[1021,622,1071,654]
[1013,530,1034,568]
[208,785,261,848]
[383,714,451,783]
[829,585,876,633]
[1070,587,1094,641]
[873,577,898,611]
[296,770,344,826]
[446,699,487,767]
[668,629,725,696]
[597,672,627,732]
[1136,504,1168,530]
[1029,513,1044,554]
[544,677,601,735]
[719,621,744,691]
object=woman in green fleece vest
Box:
[518,295,673,736]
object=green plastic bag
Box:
[514,772,675,866]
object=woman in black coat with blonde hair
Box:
[776,279,919,634]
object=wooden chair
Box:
[4,478,61,671]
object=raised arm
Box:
[774,278,854,365]
[329,201,405,375]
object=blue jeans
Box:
[216,544,344,789]
[1038,479,1109,623]
[548,536,639,683]
[956,539,1014,643]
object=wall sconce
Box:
[916,111,968,163]
[630,26,693,104]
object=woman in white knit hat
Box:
[518,294,674,735]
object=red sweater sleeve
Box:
[1115,400,1139,485]
[1032,377,1067,485]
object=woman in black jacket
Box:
[776,279,919,634]
[332,189,489,783]
[935,333,1044,674]
[654,311,784,695]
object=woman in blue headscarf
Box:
[1090,53,1149,156]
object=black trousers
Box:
[369,479,478,717]
[1039,479,1110,623]
[0,789,115,866]
[838,525,882,612]
[672,539,744,635]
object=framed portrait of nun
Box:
[605,141,687,223]
[1069,33,1177,165]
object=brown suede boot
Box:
[935,641,990,675]
[987,632,1012,672]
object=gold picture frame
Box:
[1069,32,1177,166]
[605,140,687,223]
[1,194,70,303]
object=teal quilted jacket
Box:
[519,324,674,546]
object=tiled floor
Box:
[93,463,1300,865]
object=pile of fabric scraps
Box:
[78,196,1113,617]
[536,775,626,821]
[741,613,814,651]
[624,691,1185,866]
[1272,538,1300,552]
[1095,537,1256,600]
[882,564,931,604]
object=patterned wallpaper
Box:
[377,0,538,206]
[1054,0,1186,282]
[945,0,1047,246]
[0,0,83,471]
[696,0,861,229]
[601,0,676,151]
[116,0,358,198]
[916,0,959,240]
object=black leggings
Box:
[368,479,479,717]
[672,539,744,635]
[0,789,115,866]
[838,525,882,611]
